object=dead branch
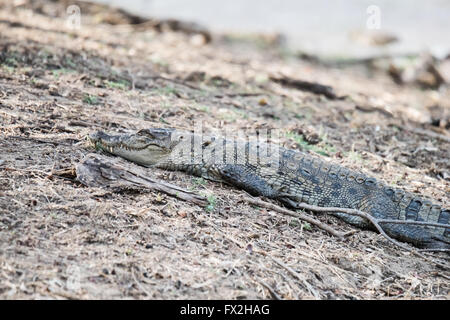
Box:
[269,75,343,100]
[76,153,207,206]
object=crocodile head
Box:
[88,128,177,166]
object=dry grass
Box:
[0,0,448,299]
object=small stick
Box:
[399,126,450,144]
[214,92,265,98]
[258,251,320,299]
[256,280,282,300]
[7,135,73,146]
[418,248,450,253]
[132,270,151,297]
[146,75,201,91]
[243,196,350,238]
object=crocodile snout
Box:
[88,131,109,142]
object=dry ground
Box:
[0,1,449,299]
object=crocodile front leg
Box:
[218,164,282,198]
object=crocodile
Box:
[88,128,450,250]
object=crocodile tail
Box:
[379,184,449,249]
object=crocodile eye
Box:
[137,129,154,137]
[202,140,212,148]
[138,128,173,140]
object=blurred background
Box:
[90,0,450,59]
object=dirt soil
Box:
[0,0,449,299]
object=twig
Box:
[256,279,282,300]
[257,251,320,299]
[214,92,265,98]
[418,248,450,253]
[145,75,201,90]
[7,135,73,146]
[1,167,50,176]
[132,270,151,297]
[270,76,343,100]
[41,289,81,300]
[355,105,393,117]
[243,196,349,238]
[399,126,450,144]
[68,120,95,128]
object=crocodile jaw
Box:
[88,131,170,166]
